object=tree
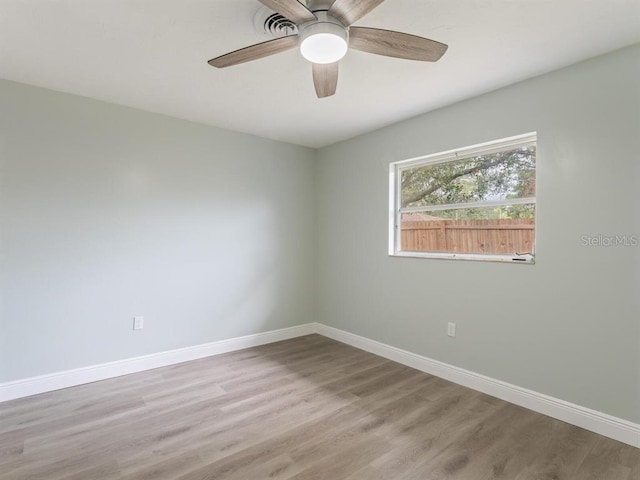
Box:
[401,146,536,219]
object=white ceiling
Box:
[1,0,639,148]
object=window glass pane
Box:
[400,204,535,255]
[401,145,536,208]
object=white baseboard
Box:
[314,323,640,448]
[0,323,315,403]
[2,321,638,447]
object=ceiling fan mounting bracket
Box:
[299,10,346,29]
[306,0,333,12]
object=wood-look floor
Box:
[0,335,637,480]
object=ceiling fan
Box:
[207,0,448,98]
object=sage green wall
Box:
[0,79,316,382]
[316,45,640,422]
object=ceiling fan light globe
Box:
[299,16,348,64]
[301,33,348,63]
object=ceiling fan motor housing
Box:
[299,11,349,64]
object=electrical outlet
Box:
[133,316,144,330]
[447,322,456,337]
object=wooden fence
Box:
[401,218,535,254]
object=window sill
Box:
[390,251,535,264]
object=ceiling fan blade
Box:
[257,0,316,24]
[312,62,339,98]
[208,35,299,68]
[349,27,448,62]
[328,0,385,26]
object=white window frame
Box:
[388,132,537,264]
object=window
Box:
[389,133,536,263]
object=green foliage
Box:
[401,146,536,219]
